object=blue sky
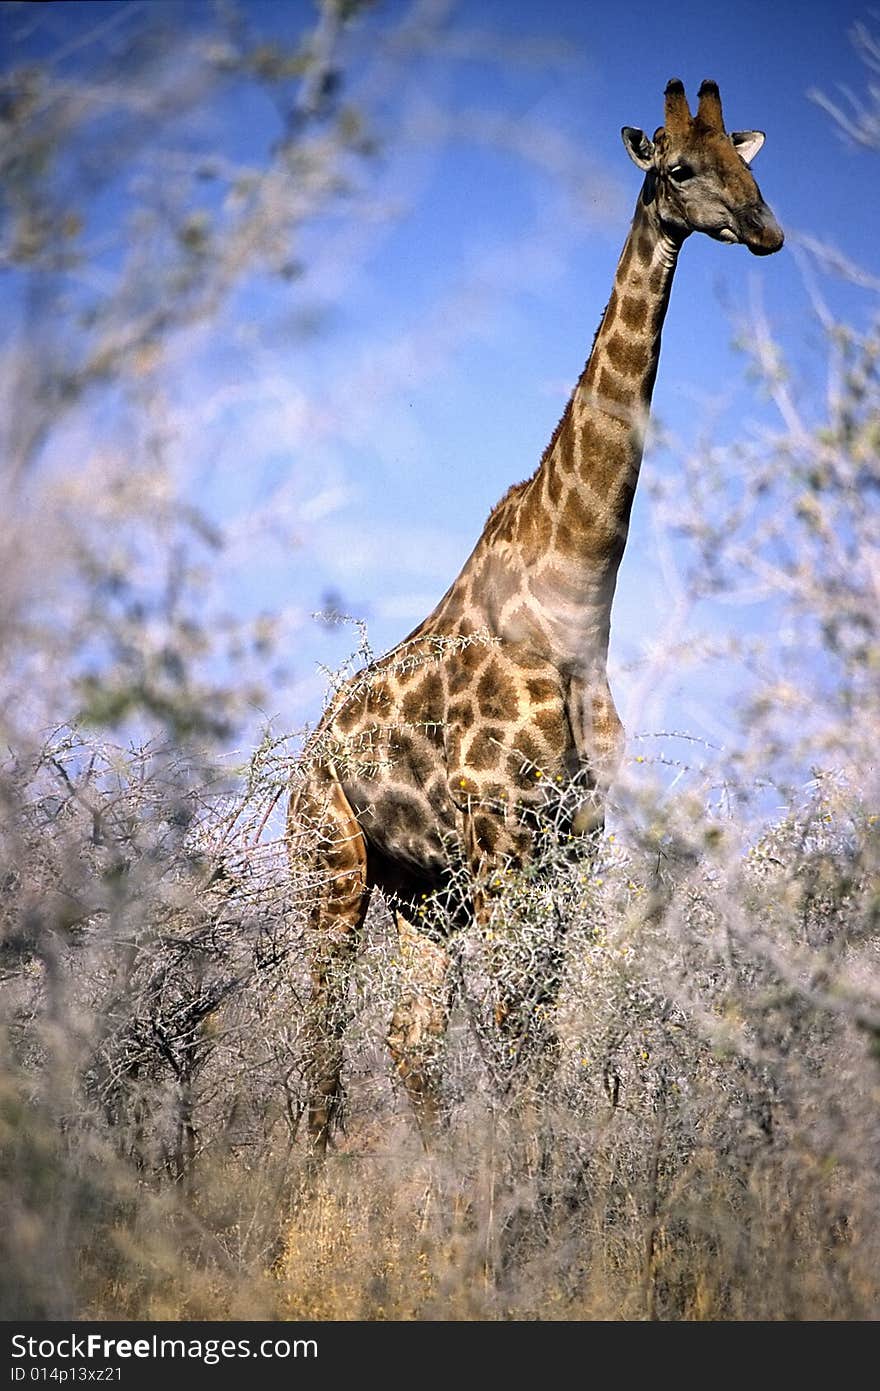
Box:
[4,0,877,765]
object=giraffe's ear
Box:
[621,126,655,171]
[731,130,765,165]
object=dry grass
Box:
[3,754,878,1321]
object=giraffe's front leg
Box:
[292,776,371,1157]
[566,673,624,835]
[458,800,566,1085]
[386,913,451,1144]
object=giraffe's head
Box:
[622,78,783,256]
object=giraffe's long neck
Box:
[540,187,678,565]
[421,187,680,671]
[473,187,680,670]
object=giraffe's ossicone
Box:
[289,78,783,1154]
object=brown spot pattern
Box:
[465,727,502,771]
[476,663,518,722]
[448,697,476,727]
[605,331,650,376]
[535,706,567,743]
[620,294,648,332]
[563,485,591,533]
[597,365,635,408]
[526,676,558,702]
[472,814,498,854]
[636,231,653,263]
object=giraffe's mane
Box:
[536,332,600,475]
[484,476,533,522]
[538,407,570,472]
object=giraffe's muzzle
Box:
[712,204,783,256]
[740,204,784,256]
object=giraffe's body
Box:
[290,80,783,1151]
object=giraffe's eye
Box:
[669,163,694,183]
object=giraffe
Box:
[289,79,783,1154]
